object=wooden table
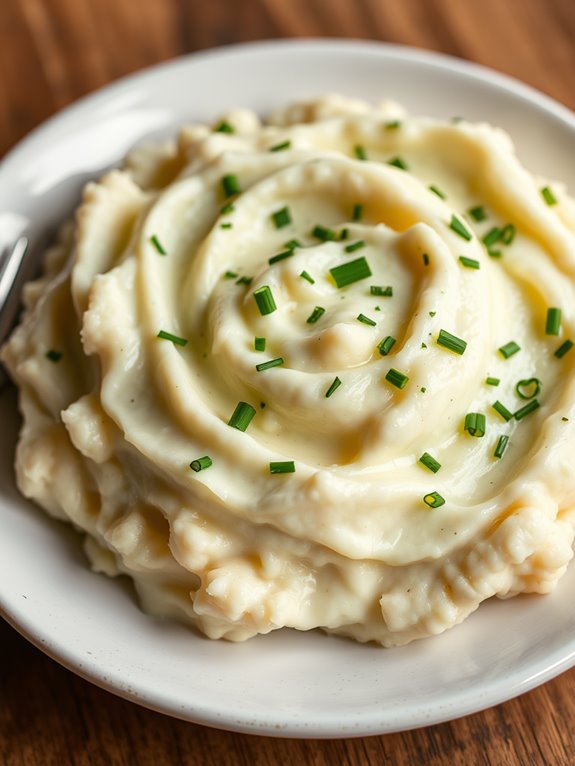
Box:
[2,1,575,763]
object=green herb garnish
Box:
[486,377,500,386]
[514,399,540,420]
[378,336,396,356]
[344,240,366,254]
[494,435,509,459]
[468,206,487,222]
[555,339,574,358]
[546,307,561,336]
[270,140,291,152]
[222,174,240,197]
[268,250,294,265]
[325,376,342,398]
[424,492,445,508]
[492,400,513,422]
[388,156,408,170]
[419,452,441,473]
[357,313,376,327]
[464,412,486,437]
[449,215,472,241]
[499,341,520,359]
[270,461,296,474]
[253,285,277,315]
[459,256,480,270]
[272,206,292,229]
[515,378,541,400]
[312,224,337,241]
[254,337,266,352]
[300,270,315,284]
[354,145,367,160]
[370,285,393,297]
[157,330,188,347]
[190,456,213,472]
[215,120,234,134]
[228,401,256,432]
[255,357,284,372]
[541,186,558,206]
[385,368,409,389]
[429,185,446,200]
[150,234,166,255]
[352,203,363,221]
[437,329,467,355]
[330,256,372,288]
[306,306,326,324]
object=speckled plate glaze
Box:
[2,40,575,738]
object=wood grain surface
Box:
[2,1,575,764]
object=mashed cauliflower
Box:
[3,95,575,645]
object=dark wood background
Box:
[2,1,575,763]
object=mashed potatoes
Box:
[3,95,575,645]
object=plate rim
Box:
[2,39,575,738]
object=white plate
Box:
[2,40,575,738]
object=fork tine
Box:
[0,237,29,348]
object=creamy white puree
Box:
[4,95,575,645]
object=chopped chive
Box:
[354,144,367,160]
[357,313,376,326]
[270,140,291,152]
[421,342,427,349]
[388,156,408,170]
[385,368,409,389]
[421,386,427,393]
[254,337,266,352]
[488,249,502,258]
[150,234,166,255]
[253,285,277,315]
[499,341,520,359]
[157,330,188,347]
[256,357,284,372]
[370,285,393,297]
[429,185,446,199]
[325,376,342,398]
[271,206,292,229]
[228,401,256,432]
[222,174,240,197]
[375,306,381,311]
[236,275,253,286]
[486,376,500,386]
[541,186,557,206]
[344,240,366,254]
[468,206,487,222]
[306,306,325,324]
[424,491,445,508]
[385,119,401,130]
[429,311,436,317]
[555,339,574,358]
[378,336,396,356]
[514,399,540,420]
[284,239,302,250]
[492,400,513,422]
[312,224,337,241]
[437,329,467,355]
[215,120,234,134]
[459,256,480,270]
[545,307,561,336]
[268,250,294,265]
[270,461,295,474]
[352,203,363,221]
[224,270,238,279]
[220,223,233,229]
[339,227,349,241]
[300,270,315,284]
[422,253,430,266]
[190,455,213,472]
[464,412,486,437]
[482,227,501,247]
[494,435,509,459]
[449,215,472,241]
[515,377,541,400]
[419,452,442,473]
[220,202,235,215]
[46,349,62,363]
[500,224,516,245]
[330,256,372,288]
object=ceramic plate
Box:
[2,40,575,738]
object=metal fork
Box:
[0,237,29,387]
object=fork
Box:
[0,237,29,387]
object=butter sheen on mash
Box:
[4,95,575,646]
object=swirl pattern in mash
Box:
[4,96,575,645]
